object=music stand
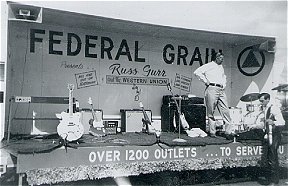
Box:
[172,96,187,143]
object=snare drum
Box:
[229,107,243,124]
[246,104,262,112]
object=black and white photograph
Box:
[0,1,287,185]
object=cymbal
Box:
[240,93,260,102]
[272,84,288,91]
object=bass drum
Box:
[243,111,265,130]
[229,107,243,124]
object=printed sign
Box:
[174,73,192,92]
[75,70,98,89]
[106,75,169,86]
[17,143,287,173]
[86,144,286,164]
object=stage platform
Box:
[2,132,288,185]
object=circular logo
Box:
[237,46,265,76]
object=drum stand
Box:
[233,136,239,143]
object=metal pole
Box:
[7,97,13,144]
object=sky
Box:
[8,1,287,38]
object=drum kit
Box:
[230,93,264,133]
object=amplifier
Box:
[162,95,204,105]
[120,109,152,132]
[104,121,118,135]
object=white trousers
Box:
[204,86,233,135]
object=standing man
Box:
[194,52,234,139]
[257,93,285,186]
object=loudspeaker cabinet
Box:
[120,109,152,132]
[161,104,206,133]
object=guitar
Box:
[139,101,151,133]
[87,97,103,128]
[56,84,84,142]
[166,83,189,131]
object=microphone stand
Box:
[172,96,186,142]
[166,83,186,143]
